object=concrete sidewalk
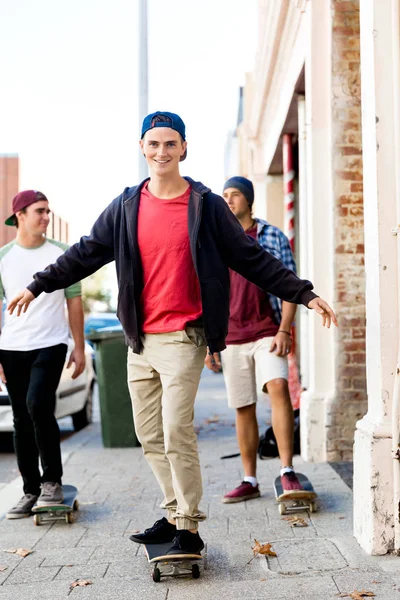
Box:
[0,370,399,600]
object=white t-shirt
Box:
[0,239,81,351]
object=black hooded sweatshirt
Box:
[27,178,317,354]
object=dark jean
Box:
[0,343,67,496]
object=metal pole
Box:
[283,133,295,252]
[283,133,300,410]
[138,0,148,181]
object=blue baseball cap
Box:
[141,111,187,161]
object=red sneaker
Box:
[222,481,260,504]
[280,471,304,495]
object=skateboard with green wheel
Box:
[32,484,78,525]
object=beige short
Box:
[221,336,289,409]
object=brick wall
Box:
[0,155,19,247]
[329,0,366,461]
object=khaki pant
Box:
[127,328,207,530]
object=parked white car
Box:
[0,340,96,433]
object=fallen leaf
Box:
[4,548,33,558]
[282,516,308,527]
[292,518,308,528]
[0,566,7,572]
[247,539,276,564]
[70,579,93,589]
[371,581,380,584]
[260,577,267,581]
[339,516,346,519]
[338,592,376,599]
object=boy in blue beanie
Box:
[206,176,303,503]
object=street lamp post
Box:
[138,0,148,181]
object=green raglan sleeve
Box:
[48,239,82,299]
[0,273,4,302]
[64,280,82,299]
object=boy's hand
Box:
[205,350,222,373]
[270,331,292,356]
[8,289,35,316]
[67,347,86,380]
[308,297,338,328]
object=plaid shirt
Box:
[255,218,297,324]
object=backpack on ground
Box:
[258,408,300,459]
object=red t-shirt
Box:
[137,182,202,333]
[226,225,279,345]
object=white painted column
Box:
[353,0,400,555]
[300,0,336,462]
[297,94,310,390]
[251,175,268,222]
[264,175,284,229]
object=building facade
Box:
[0,155,19,247]
[232,0,400,555]
[0,154,69,245]
[237,0,366,463]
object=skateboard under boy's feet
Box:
[144,541,205,582]
[273,473,317,515]
[32,484,78,525]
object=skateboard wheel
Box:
[152,567,161,582]
[73,500,79,511]
[66,512,74,524]
[278,503,287,515]
[33,514,41,526]
[309,502,317,513]
[192,564,200,579]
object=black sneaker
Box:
[129,517,176,544]
[6,494,38,519]
[166,530,204,556]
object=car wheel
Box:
[71,384,93,432]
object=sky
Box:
[0,0,258,241]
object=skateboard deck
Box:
[144,541,204,582]
[273,473,317,515]
[32,484,78,525]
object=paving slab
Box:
[55,562,109,581]
[166,576,340,600]
[333,569,400,599]
[264,538,348,575]
[3,564,61,585]
[68,578,168,599]
[0,580,72,599]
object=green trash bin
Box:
[87,325,140,448]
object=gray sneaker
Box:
[6,493,38,519]
[36,482,64,507]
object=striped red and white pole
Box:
[282,133,300,409]
[283,133,295,252]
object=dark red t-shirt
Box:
[226,225,279,345]
[137,183,202,333]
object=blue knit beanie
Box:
[223,176,254,207]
